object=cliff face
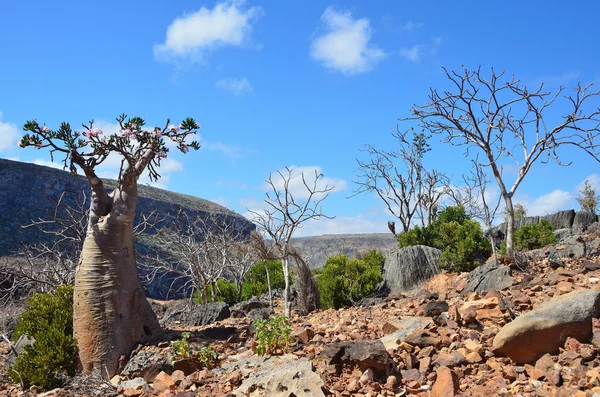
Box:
[0,158,255,298]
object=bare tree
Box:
[354,130,448,232]
[141,211,252,302]
[405,67,600,254]
[249,167,334,317]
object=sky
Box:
[1,0,600,236]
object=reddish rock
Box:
[434,351,466,368]
[432,366,459,397]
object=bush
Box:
[514,219,557,250]
[439,220,492,272]
[316,249,384,309]
[241,260,292,301]
[397,206,491,272]
[8,285,76,390]
[254,315,294,356]
[195,279,240,306]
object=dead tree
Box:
[249,167,334,317]
[354,130,448,232]
[141,211,247,301]
[405,67,600,254]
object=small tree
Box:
[249,167,333,317]
[513,203,527,221]
[404,67,600,255]
[577,180,599,214]
[354,130,449,232]
[18,115,200,377]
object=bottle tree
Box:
[19,115,200,377]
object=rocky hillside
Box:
[291,233,398,269]
[0,158,255,257]
[4,227,600,395]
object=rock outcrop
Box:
[461,260,513,294]
[383,245,441,294]
[161,301,231,327]
[492,289,600,363]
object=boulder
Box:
[216,355,326,397]
[320,340,395,376]
[462,260,513,295]
[424,301,449,317]
[121,349,172,381]
[543,210,576,230]
[384,245,441,294]
[380,317,433,350]
[161,301,230,327]
[230,297,270,318]
[553,228,572,241]
[6,335,34,368]
[548,235,599,259]
[573,211,598,234]
[492,289,600,363]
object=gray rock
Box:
[120,377,147,390]
[218,355,326,397]
[543,210,576,230]
[231,297,270,318]
[384,245,441,294]
[553,228,572,241]
[320,340,395,377]
[120,349,171,381]
[549,235,589,259]
[424,301,449,317]
[573,211,598,234]
[248,307,273,320]
[462,260,513,294]
[6,335,35,368]
[161,301,230,327]
[380,317,433,351]
[489,210,576,243]
[493,289,600,363]
[548,254,564,270]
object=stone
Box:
[6,335,34,368]
[161,301,230,327]
[380,316,433,350]
[432,366,459,397]
[383,245,441,294]
[573,211,598,234]
[548,254,565,270]
[120,377,147,390]
[120,349,172,382]
[230,296,270,317]
[424,301,449,317]
[152,371,175,392]
[462,260,513,295]
[232,356,326,397]
[320,340,395,376]
[434,352,466,367]
[554,228,573,241]
[292,327,314,344]
[492,289,600,363]
[549,235,588,259]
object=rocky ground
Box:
[4,244,600,396]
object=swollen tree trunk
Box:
[282,256,291,317]
[74,183,165,378]
[504,195,515,256]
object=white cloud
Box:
[211,196,230,207]
[514,189,574,217]
[399,45,421,62]
[154,0,263,63]
[205,141,244,158]
[0,112,20,152]
[577,174,600,193]
[310,7,386,75]
[215,77,254,95]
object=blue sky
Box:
[1,0,600,236]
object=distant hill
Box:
[291,233,398,269]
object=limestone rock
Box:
[383,245,441,294]
[380,317,433,350]
[320,340,395,376]
[573,211,598,234]
[492,289,600,363]
[161,301,230,327]
[462,260,513,294]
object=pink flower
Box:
[93,128,103,136]
[18,141,24,148]
[169,124,180,133]
[85,131,93,138]
[155,130,162,138]
[41,125,51,133]
[130,123,138,130]
[157,151,167,158]
[121,128,132,136]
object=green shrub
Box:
[171,331,191,363]
[241,260,292,301]
[8,285,76,390]
[195,279,240,306]
[316,249,384,309]
[438,220,492,272]
[198,345,218,369]
[514,219,557,250]
[254,315,294,356]
[397,206,491,272]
